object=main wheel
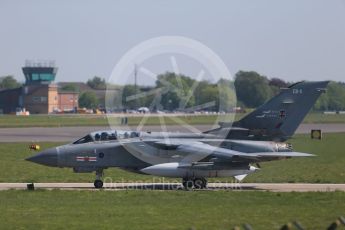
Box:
[194,178,207,189]
[94,179,104,189]
[182,179,194,190]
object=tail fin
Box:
[231,81,329,141]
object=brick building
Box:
[58,91,78,112]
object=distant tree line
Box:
[120,72,236,112]
[1,73,345,111]
[80,72,345,111]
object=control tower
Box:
[22,60,58,85]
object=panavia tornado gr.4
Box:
[27,81,329,189]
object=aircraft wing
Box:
[231,151,315,162]
[158,141,315,163]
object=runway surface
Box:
[1,123,345,142]
[1,183,345,192]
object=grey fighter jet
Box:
[26,81,329,189]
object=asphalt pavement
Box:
[0,123,345,142]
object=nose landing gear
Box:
[94,169,104,189]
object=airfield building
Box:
[0,61,79,114]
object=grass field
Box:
[0,112,344,128]
[0,190,344,229]
[1,133,345,183]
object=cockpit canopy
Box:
[73,130,140,144]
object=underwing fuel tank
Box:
[140,162,258,178]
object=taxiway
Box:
[1,183,345,192]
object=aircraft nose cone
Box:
[26,148,58,167]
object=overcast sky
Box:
[1,0,345,85]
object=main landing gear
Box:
[182,177,207,190]
[94,169,104,189]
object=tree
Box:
[198,85,218,110]
[197,80,236,112]
[325,82,345,111]
[234,71,273,108]
[155,72,196,111]
[313,82,345,111]
[269,78,288,95]
[217,80,237,112]
[79,91,99,109]
[269,78,288,88]
[194,80,211,107]
[87,76,106,90]
[122,85,140,109]
[0,76,21,89]
[314,92,329,111]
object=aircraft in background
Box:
[26,81,329,189]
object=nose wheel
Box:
[94,169,104,189]
[94,179,103,189]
